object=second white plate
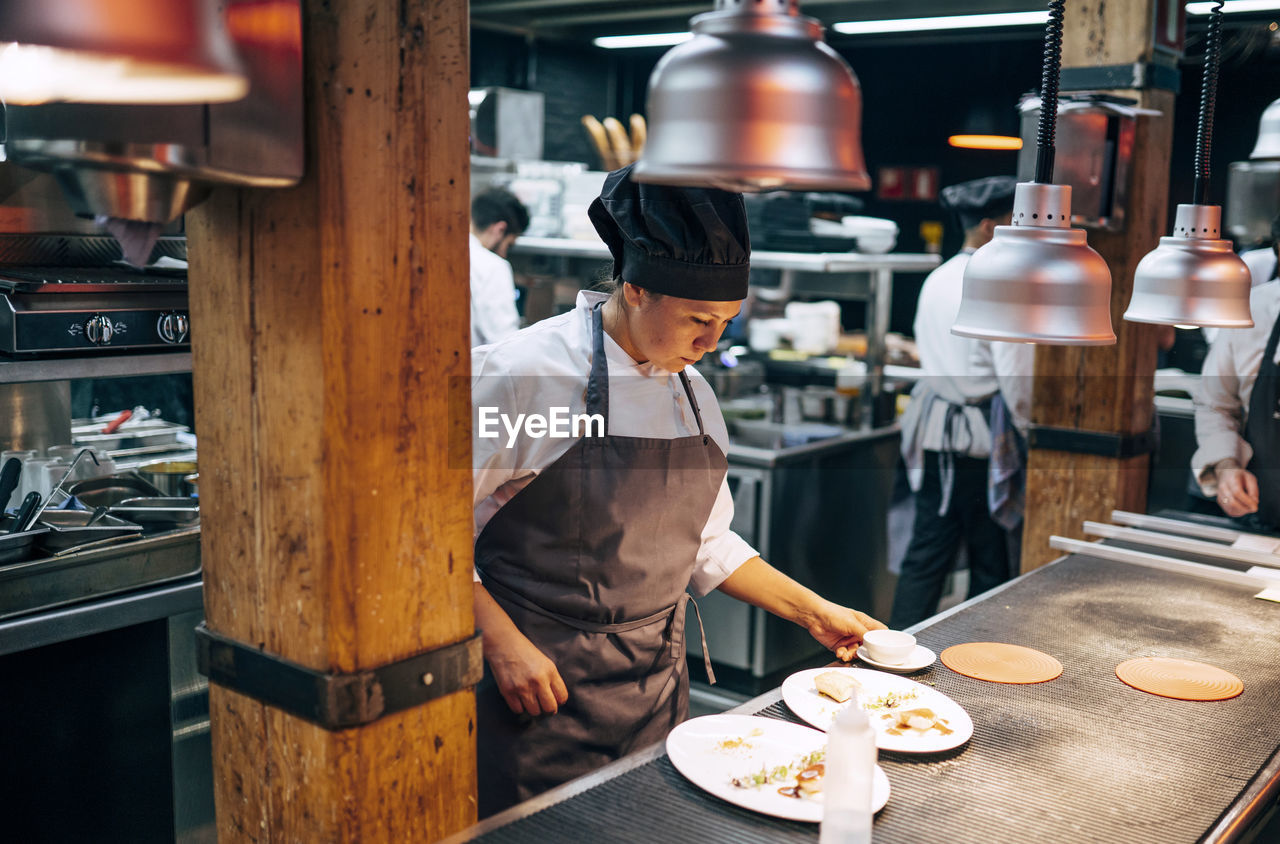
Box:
[781,666,973,753]
[665,714,890,823]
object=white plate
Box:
[781,667,973,754]
[665,714,890,823]
[857,644,936,673]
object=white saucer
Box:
[856,644,936,673]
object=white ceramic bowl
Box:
[862,629,917,665]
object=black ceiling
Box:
[468,0,1040,42]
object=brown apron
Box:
[474,303,725,817]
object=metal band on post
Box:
[1059,63,1181,93]
[1027,424,1157,459]
[195,623,484,731]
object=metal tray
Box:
[36,510,145,552]
[71,419,190,451]
[0,527,200,620]
[109,497,200,527]
[68,474,165,508]
[0,523,50,565]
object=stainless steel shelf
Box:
[0,351,192,384]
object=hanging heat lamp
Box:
[632,0,870,192]
[0,0,248,105]
[951,0,1116,345]
[1124,1,1252,328]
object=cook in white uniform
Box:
[471,165,885,817]
[1192,280,1280,528]
[892,176,1017,629]
[470,187,528,348]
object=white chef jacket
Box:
[1191,280,1280,494]
[969,338,1035,437]
[900,251,999,494]
[471,289,759,596]
[470,232,521,348]
[1241,247,1277,287]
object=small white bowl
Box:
[862,630,917,666]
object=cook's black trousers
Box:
[890,450,1011,630]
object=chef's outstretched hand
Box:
[1217,466,1260,518]
[485,626,570,716]
[806,600,887,662]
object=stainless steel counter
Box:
[0,528,202,655]
[447,539,1280,844]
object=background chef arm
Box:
[715,559,886,661]
[1191,332,1253,497]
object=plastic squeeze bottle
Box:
[819,703,877,844]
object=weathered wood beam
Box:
[187,1,476,839]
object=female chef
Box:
[470,164,885,816]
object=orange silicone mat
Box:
[1115,657,1244,701]
[940,642,1063,684]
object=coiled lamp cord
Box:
[1033,0,1065,184]
[1192,0,1226,206]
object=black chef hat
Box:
[940,175,1017,230]
[588,163,751,301]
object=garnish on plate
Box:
[730,748,826,799]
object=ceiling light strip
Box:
[593,32,692,49]
[1187,0,1280,14]
[833,11,1049,35]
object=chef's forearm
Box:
[474,581,525,653]
[715,556,826,627]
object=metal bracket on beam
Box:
[195,623,484,731]
[1027,425,1157,459]
[1059,62,1181,93]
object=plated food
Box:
[781,666,974,753]
[666,714,890,823]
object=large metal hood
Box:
[2,0,303,225]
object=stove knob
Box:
[157,311,190,344]
[85,314,114,345]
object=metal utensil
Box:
[0,458,21,512]
[28,448,99,528]
[85,505,110,526]
[11,491,41,533]
[35,509,144,552]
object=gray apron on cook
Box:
[1243,311,1280,530]
[473,303,726,818]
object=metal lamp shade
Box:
[952,183,1116,345]
[1124,205,1252,327]
[1250,97,1280,160]
[633,1,870,192]
[0,0,247,104]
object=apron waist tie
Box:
[482,574,679,634]
[682,593,717,686]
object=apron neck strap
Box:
[587,303,611,423]
[678,370,707,437]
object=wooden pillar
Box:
[186,1,476,840]
[1021,0,1177,571]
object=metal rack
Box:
[0,351,192,384]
